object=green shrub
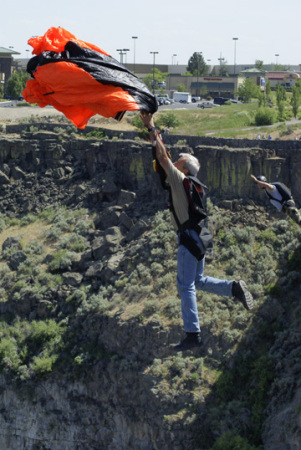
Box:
[31,354,58,376]
[212,431,257,450]
[85,129,107,139]
[29,125,39,133]
[175,139,187,146]
[157,111,179,128]
[37,272,63,288]
[265,282,283,296]
[48,249,79,272]
[163,296,181,319]
[58,233,88,252]
[66,289,87,304]
[143,300,158,316]
[77,292,111,316]
[30,319,64,347]
[258,229,277,244]
[131,114,144,130]
[20,214,37,226]
[0,337,21,372]
[287,246,301,272]
[254,107,275,126]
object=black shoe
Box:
[173,333,202,351]
[232,280,254,311]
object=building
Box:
[265,71,301,88]
[5,52,301,100]
[0,47,21,91]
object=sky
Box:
[2,0,301,68]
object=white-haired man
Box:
[141,113,254,351]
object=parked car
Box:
[157,96,171,105]
[213,97,230,105]
[157,81,166,88]
[191,96,201,103]
[198,101,220,109]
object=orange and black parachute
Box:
[22,27,158,129]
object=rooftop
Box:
[0,47,21,56]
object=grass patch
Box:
[153,102,258,136]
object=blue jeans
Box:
[177,229,233,333]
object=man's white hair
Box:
[179,153,200,177]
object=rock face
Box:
[0,129,301,449]
[1,130,301,216]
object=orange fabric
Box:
[22,62,139,129]
[22,27,145,128]
[28,27,109,57]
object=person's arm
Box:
[251,174,274,191]
[140,112,170,174]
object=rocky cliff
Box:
[0,127,300,449]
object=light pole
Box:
[172,54,177,65]
[117,49,123,63]
[197,52,202,97]
[275,54,279,65]
[132,36,138,72]
[233,37,238,75]
[123,49,130,64]
[150,51,158,94]
[207,59,211,75]
[218,53,225,78]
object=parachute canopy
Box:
[22,27,158,129]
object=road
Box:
[0,102,64,122]
[0,100,199,123]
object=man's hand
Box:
[251,174,273,191]
[140,111,155,129]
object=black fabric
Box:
[179,227,213,261]
[27,41,158,115]
[174,177,212,260]
[181,176,207,231]
[266,182,293,205]
[169,176,208,233]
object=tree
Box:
[176,83,187,92]
[265,80,271,98]
[276,84,286,103]
[157,111,179,129]
[291,85,301,118]
[218,58,228,76]
[237,78,260,102]
[187,52,206,76]
[295,79,301,93]
[276,84,286,120]
[255,60,264,71]
[6,70,30,99]
[258,93,267,108]
[274,63,288,71]
[200,86,208,98]
[142,69,167,91]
